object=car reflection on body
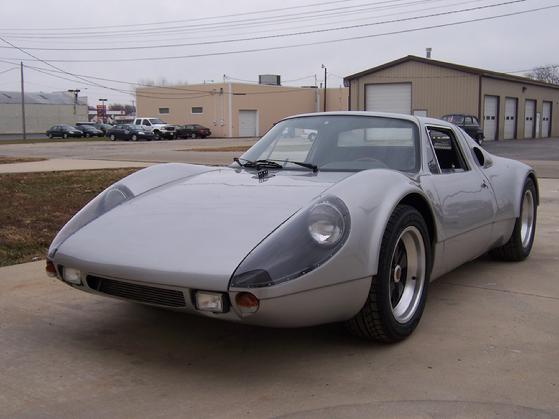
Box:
[46,112,538,342]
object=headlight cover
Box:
[48,184,133,258]
[230,196,350,288]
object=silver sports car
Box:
[46,112,538,342]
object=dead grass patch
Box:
[0,156,47,164]
[176,145,251,153]
[0,168,139,267]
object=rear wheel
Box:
[110,134,116,141]
[48,133,53,139]
[346,205,431,342]
[131,134,138,142]
[190,133,196,139]
[63,133,68,139]
[491,178,537,261]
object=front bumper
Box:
[51,264,370,327]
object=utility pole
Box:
[20,62,26,140]
[321,64,327,112]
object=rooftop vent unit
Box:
[258,74,281,86]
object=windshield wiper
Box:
[233,157,318,172]
[233,157,283,169]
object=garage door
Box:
[483,95,498,141]
[365,83,411,114]
[238,110,258,137]
[524,100,536,138]
[542,101,552,138]
[504,97,517,140]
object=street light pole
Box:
[67,89,81,115]
[321,64,327,112]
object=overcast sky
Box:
[0,0,557,105]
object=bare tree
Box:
[525,65,559,85]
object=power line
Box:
[0,0,413,37]
[0,66,17,76]
[2,5,555,64]
[0,0,357,32]
[0,0,445,40]
[0,1,525,51]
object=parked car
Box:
[132,117,176,139]
[46,125,83,139]
[441,114,484,145]
[75,125,104,138]
[106,124,156,141]
[46,112,537,343]
[176,124,212,139]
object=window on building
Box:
[192,106,203,114]
[159,107,170,114]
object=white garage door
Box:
[504,97,517,140]
[238,110,258,137]
[365,83,411,114]
[483,95,498,141]
[542,101,552,138]
[524,100,536,138]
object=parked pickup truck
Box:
[132,117,176,139]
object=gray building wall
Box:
[0,103,88,134]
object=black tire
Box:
[190,133,196,139]
[490,178,537,261]
[110,134,116,141]
[63,133,68,139]
[131,134,138,142]
[346,205,431,343]
[85,133,90,138]
[476,134,484,145]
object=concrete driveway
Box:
[1,178,558,418]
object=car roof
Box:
[280,111,451,128]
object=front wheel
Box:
[190,133,196,139]
[63,133,68,139]
[110,134,116,141]
[491,178,537,261]
[131,134,138,141]
[346,205,431,342]
[48,133,53,139]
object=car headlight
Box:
[230,196,350,288]
[137,131,144,134]
[48,184,134,258]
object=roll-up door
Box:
[483,95,498,141]
[542,101,552,138]
[504,97,517,140]
[365,83,411,114]
[524,100,536,138]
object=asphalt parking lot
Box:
[0,138,558,418]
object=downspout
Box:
[228,81,233,138]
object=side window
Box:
[464,116,472,125]
[427,127,469,173]
[142,119,151,126]
[134,119,141,125]
[472,116,480,125]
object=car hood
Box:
[55,168,351,291]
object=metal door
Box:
[483,96,498,140]
[524,100,536,138]
[238,110,258,137]
[542,101,551,137]
[504,97,517,139]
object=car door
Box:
[142,119,152,131]
[421,125,497,272]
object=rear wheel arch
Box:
[527,172,539,206]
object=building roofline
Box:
[344,55,559,90]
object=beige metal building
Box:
[0,91,88,134]
[136,82,348,137]
[345,55,559,140]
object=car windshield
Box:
[444,115,465,124]
[148,118,165,124]
[240,115,420,172]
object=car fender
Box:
[327,168,433,279]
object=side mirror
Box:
[472,147,485,166]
